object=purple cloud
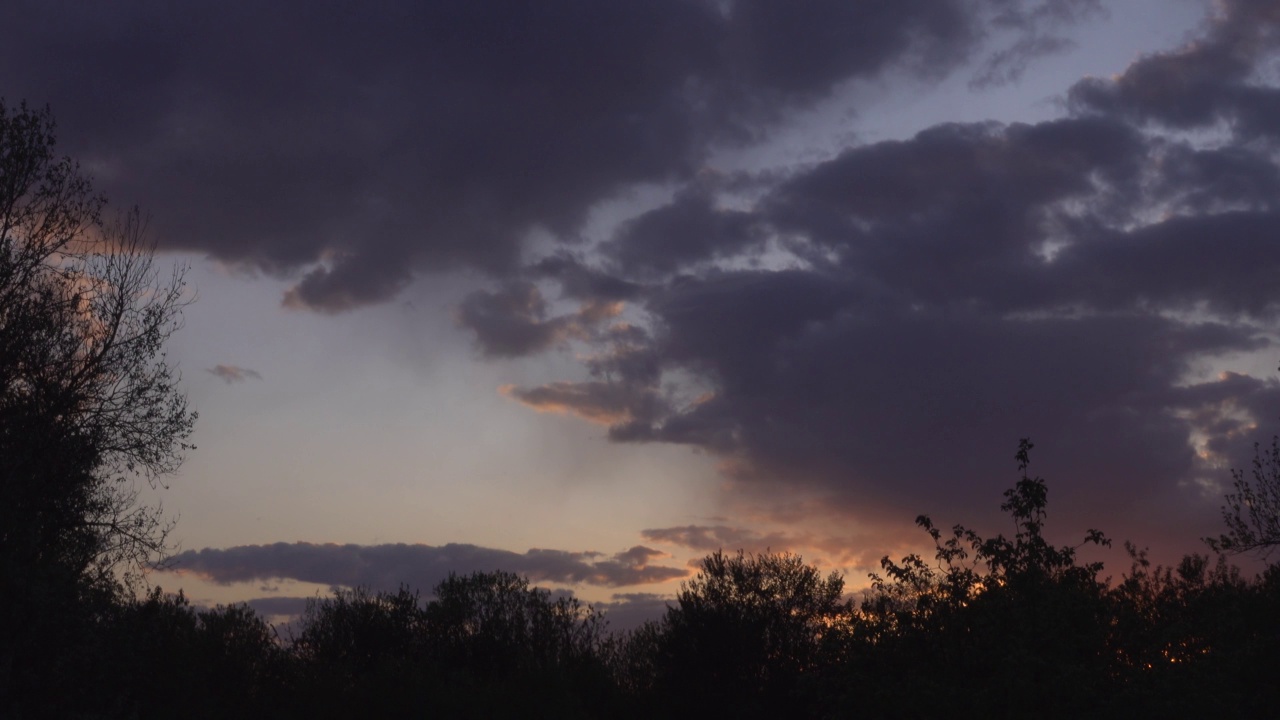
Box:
[0,0,1091,312]
[171,541,689,592]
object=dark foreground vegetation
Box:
[4,103,1280,718]
[5,441,1279,719]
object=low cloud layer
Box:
[641,524,915,571]
[171,542,688,592]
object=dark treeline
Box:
[6,441,1280,718]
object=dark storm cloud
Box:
[1050,211,1280,317]
[605,186,766,277]
[652,301,1266,518]
[206,364,262,384]
[0,0,1054,312]
[651,206,1275,525]
[171,541,689,591]
[762,116,1148,290]
[496,2,1280,548]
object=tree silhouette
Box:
[1207,433,1280,558]
[423,571,616,717]
[288,574,616,718]
[0,99,195,711]
[0,99,195,584]
[425,571,608,677]
[646,550,846,718]
[850,440,1114,718]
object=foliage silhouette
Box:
[845,440,1115,718]
[1105,544,1280,715]
[288,572,616,718]
[1206,432,1280,557]
[1,99,195,714]
[0,100,194,583]
[638,550,846,718]
[3,442,1279,718]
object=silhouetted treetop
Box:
[0,99,195,587]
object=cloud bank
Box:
[1,0,1095,311]
[171,542,689,592]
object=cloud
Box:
[1068,0,1280,138]
[502,381,668,427]
[971,0,1106,88]
[640,524,917,571]
[0,0,1077,312]
[488,7,1280,555]
[170,541,690,592]
[455,279,632,358]
[970,33,1077,88]
[531,254,645,302]
[206,364,263,384]
[605,185,766,278]
[455,282,572,358]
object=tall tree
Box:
[649,550,846,718]
[0,100,195,588]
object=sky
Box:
[4,0,1280,629]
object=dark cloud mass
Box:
[490,1,1280,549]
[171,542,689,592]
[606,185,766,277]
[0,0,1041,312]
